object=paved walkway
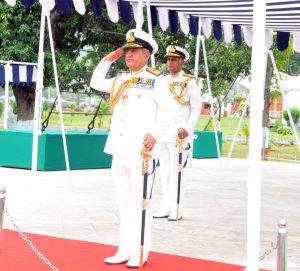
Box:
[0,158,299,271]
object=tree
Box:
[0,2,133,120]
[0,3,40,120]
[261,40,294,159]
[0,101,3,116]
[288,53,300,76]
[283,108,300,127]
[0,2,252,123]
[152,29,252,123]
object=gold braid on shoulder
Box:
[109,74,131,113]
[169,78,191,106]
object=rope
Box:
[86,97,103,134]
[203,77,238,131]
[200,36,222,164]
[41,97,57,133]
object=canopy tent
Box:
[4,0,300,52]
[1,1,297,271]
[0,62,38,130]
[0,64,37,87]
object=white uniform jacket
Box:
[90,58,166,158]
[157,70,201,142]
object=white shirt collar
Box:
[170,69,184,78]
[130,65,147,76]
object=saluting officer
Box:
[90,29,165,268]
[153,45,201,221]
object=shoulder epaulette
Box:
[183,73,195,79]
[146,67,162,76]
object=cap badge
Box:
[128,32,135,43]
[169,45,176,54]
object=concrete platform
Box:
[0,158,299,271]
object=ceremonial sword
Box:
[139,145,152,268]
[175,135,184,221]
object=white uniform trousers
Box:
[111,155,155,261]
[158,141,188,213]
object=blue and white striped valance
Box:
[0,64,37,87]
[3,0,300,52]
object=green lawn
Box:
[222,140,300,161]
[45,112,111,130]
[195,115,300,141]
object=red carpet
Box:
[0,230,246,271]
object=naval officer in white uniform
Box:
[153,45,201,221]
[90,29,165,268]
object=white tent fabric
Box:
[243,26,253,47]
[126,0,300,52]
[158,8,169,31]
[0,64,37,86]
[39,0,55,11]
[293,32,300,52]
[72,0,86,15]
[201,18,212,38]
[132,2,145,28]
[4,0,16,6]
[265,29,273,49]
[105,0,119,23]
[4,0,300,51]
[140,0,300,31]
[178,13,189,36]
[223,22,233,44]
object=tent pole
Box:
[246,0,267,270]
[226,98,249,166]
[146,0,155,67]
[32,9,46,172]
[38,60,45,130]
[194,23,201,79]
[188,21,202,167]
[0,60,37,66]
[46,12,70,172]
[200,36,222,166]
[3,62,11,130]
[268,50,300,152]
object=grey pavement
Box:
[0,158,299,271]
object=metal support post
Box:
[0,187,6,249]
[277,219,287,271]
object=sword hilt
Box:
[176,135,184,153]
[141,145,152,175]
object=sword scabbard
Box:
[139,245,144,268]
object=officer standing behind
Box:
[90,29,164,268]
[153,45,201,221]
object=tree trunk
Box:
[13,85,36,121]
[216,97,222,130]
[261,64,273,160]
[217,97,222,121]
[11,9,63,122]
